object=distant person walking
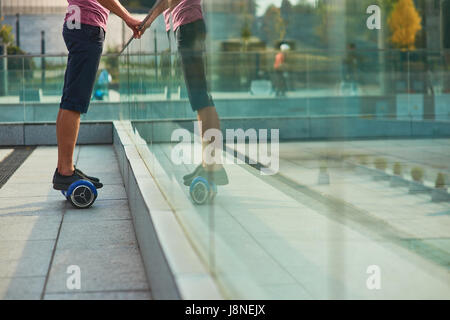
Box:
[142,0,228,186]
[53,0,142,191]
[341,43,359,95]
[94,68,112,100]
[273,43,289,97]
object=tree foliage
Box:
[0,18,14,47]
[388,0,422,49]
[120,0,156,9]
[262,5,286,47]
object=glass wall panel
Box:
[116,0,450,299]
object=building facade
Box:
[1,0,67,15]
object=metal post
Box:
[0,45,7,97]
[0,0,8,97]
[0,0,5,96]
[154,28,158,85]
[41,31,46,91]
[378,10,387,95]
[16,13,20,48]
[167,31,172,99]
[122,19,126,48]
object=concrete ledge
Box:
[0,122,113,146]
[2,116,450,146]
[112,121,223,300]
[0,124,24,146]
[132,117,450,143]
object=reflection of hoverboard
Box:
[189,176,218,205]
[60,180,98,209]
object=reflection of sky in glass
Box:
[256,0,317,16]
[256,0,282,16]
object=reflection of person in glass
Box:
[94,68,112,100]
[273,43,289,97]
[143,0,228,186]
[341,43,359,95]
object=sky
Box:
[256,0,283,16]
[256,0,317,16]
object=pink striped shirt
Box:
[164,0,203,32]
[65,0,110,31]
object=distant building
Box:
[0,0,172,55]
[1,0,67,15]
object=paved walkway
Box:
[0,145,151,300]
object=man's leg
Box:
[197,106,222,170]
[56,108,81,176]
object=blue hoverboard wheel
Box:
[66,180,98,209]
[189,176,217,205]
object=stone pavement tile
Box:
[232,211,362,241]
[82,172,124,186]
[284,264,350,300]
[56,219,137,250]
[0,277,45,300]
[0,255,51,278]
[208,233,298,286]
[45,247,149,293]
[0,183,59,199]
[0,216,61,241]
[18,159,57,170]
[76,158,120,173]
[77,145,116,159]
[7,172,56,184]
[0,240,54,261]
[94,184,127,201]
[0,240,54,277]
[252,236,328,269]
[63,199,132,222]
[261,284,313,300]
[0,197,65,218]
[70,169,124,186]
[44,290,151,300]
[283,238,450,299]
[11,164,55,176]
[30,146,65,158]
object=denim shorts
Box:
[60,23,105,114]
[176,19,214,112]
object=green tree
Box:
[238,0,256,45]
[280,0,293,26]
[120,0,156,9]
[262,5,286,47]
[0,19,14,47]
[315,0,334,44]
